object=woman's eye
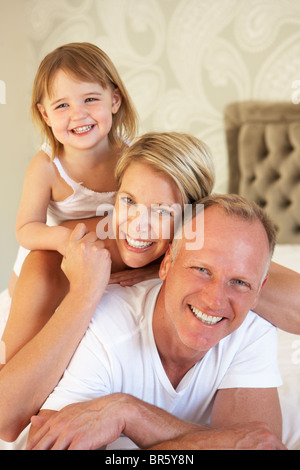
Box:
[120,196,135,205]
[152,205,172,217]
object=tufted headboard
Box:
[224,101,300,244]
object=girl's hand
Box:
[109,264,160,286]
[61,223,112,302]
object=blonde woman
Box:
[0,131,215,441]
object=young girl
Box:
[8,41,138,297]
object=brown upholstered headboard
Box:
[224,101,300,244]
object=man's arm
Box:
[26,392,285,450]
[255,261,300,334]
[210,387,282,439]
[27,394,201,450]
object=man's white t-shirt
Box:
[43,279,282,448]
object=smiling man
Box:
[27,194,284,450]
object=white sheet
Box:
[0,244,299,449]
[271,244,300,450]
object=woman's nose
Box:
[128,206,152,239]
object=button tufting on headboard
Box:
[224,101,300,243]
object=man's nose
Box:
[201,280,227,312]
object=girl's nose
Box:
[70,104,88,120]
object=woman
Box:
[0,131,214,442]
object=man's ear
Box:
[111,88,122,114]
[37,103,51,127]
[159,244,173,281]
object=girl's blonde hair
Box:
[31,42,139,158]
[115,132,215,204]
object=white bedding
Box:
[272,244,300,450]
[0,244,299,450]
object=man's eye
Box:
[232,279,250,290]
[193,267,209,275]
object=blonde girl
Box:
[9,42,138,296]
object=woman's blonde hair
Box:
[115,132,215,204]
[31,42,139,158]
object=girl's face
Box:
[37,69,121,154]
[113,162,183,268]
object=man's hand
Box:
[27,395,128,450]
[61,223,112,303]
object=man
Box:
[27,194,285,450]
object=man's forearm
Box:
[121,394,201,449]
[255,261,300,334]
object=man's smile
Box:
[189,304,223,325]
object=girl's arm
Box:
[15,150,70,255]
[0,224,111,442]
[254,261,300,334]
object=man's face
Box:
[158,206,270,360]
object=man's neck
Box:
[152,287,205,390]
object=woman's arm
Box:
[0,224,111,442]
[15,151,70,255]
[254,261,300,334]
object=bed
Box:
[224,100,300,450]
[1,101,299,450]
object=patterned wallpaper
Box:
[26,0,300,193]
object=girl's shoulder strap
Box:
[40,142,77,189]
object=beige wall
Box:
[1,0,300,290]
[0,1,33,290]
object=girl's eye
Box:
[55,103,68,109]
[85,97,98,103]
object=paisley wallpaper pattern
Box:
[1,0,300,288]
[26,0,300,192]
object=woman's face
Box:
[113,162,183,268]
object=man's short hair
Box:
[172,193,277,263]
